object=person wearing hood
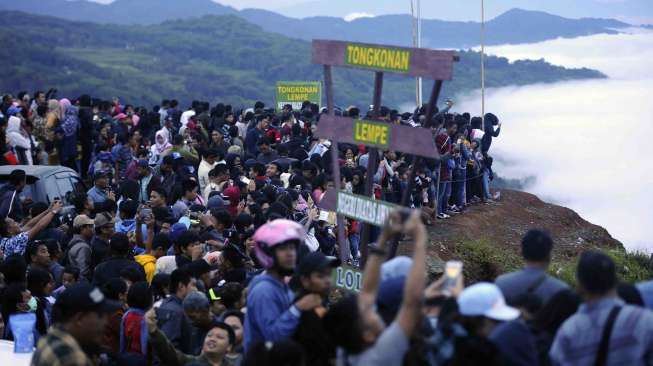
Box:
[481,113,501,154]
[7,115,33,165]
[56,98,79,171]
[150,129,172,165]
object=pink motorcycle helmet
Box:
[253,219,305,269]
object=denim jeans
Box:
[453,170,467,208]
[438,181,451,215]
[349,232,360,260]
[482,169,491,199]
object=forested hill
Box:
[0,0,630,48]
[0,11,604,108]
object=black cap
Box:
[55,283,121,318]
[297,252,340,276]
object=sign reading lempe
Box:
[353,120,391,149]
[345,43,411,73]
[275,81,322,111]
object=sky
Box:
[87,0,653,24]
[453,29,653,253]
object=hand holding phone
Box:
[443,261,463,296]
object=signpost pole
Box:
[360,71,384,267]
[388,80,443,258]
[324,65,349,264]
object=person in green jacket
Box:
[144,307,237,366]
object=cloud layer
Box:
[457,30,653,252]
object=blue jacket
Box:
[157,295,192,354]
[243,272,301,351]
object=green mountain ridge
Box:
[0,0,631,48]
[0,11,605,109]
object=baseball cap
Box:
[7,106,22,116]
[170,222,188,243]
[73,215,94,229]
[94,212,115,228]
[457,282,520,321]
[55,283,121,317]
[296,252,340,276]
[381,256,413,281]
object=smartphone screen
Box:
[443,261,463,295]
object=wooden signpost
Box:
[312,39,458,265]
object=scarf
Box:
[59,99,79,137]
[154,130,172,154]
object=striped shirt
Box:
[549,297,653,366]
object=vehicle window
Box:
[44,176,62,202]
[56,178,73,203]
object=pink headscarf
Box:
[58,98,71,120]
[154,130,172,154]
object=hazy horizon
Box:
[454,29,653,253]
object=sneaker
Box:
[436,213,448,219]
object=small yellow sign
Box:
[353,120,390,149]
[345,44,411,73]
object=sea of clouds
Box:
[452,29,653,252]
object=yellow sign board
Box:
[353,120,390,149]
[345,44,411,73]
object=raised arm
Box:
[27,201,63,241]
[396,210,427,337]
[359,211,402,308]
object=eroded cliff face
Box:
[401,189,645,284]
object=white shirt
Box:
[198,159,217,193]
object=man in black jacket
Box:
[0,169,26,221]
[92,232,145,287]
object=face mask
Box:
[27,297,38,312]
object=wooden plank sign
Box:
[312,39,457,80]
[275,81,322,111]
[315,115,438,158]
[336,190,399,227]
[332,265,363,292]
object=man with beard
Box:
[243,219,322,350]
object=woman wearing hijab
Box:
[56,98,79,171]
[150,129,172,165]
[7,116,33,165]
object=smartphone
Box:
[240,176,251,185]
[443,261,463,295]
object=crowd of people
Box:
[0,90,651,366]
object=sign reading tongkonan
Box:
[275,81,322,111]
[312,39,456,80]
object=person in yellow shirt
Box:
[135,215,172,283]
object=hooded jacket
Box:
[243,272,301,351]
[7,116,33,165]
